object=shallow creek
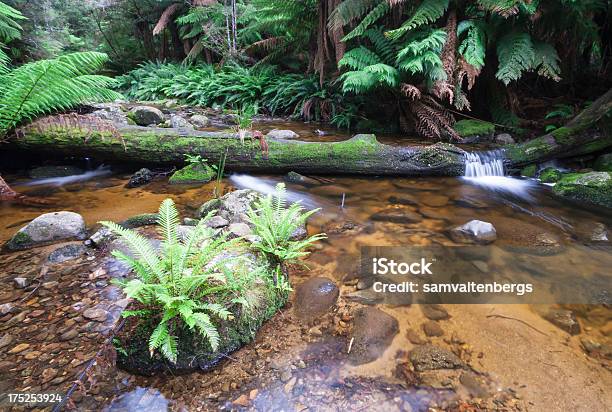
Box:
[0,136,611,410]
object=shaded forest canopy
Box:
[1,0,611,140]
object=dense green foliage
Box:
[102,192,324,363]
[0,2,119,139]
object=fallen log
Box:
[8,119,467,176]
[505,87,612,166]
[5,88,612,176]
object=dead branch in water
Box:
[486,314,549,336]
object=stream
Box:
[0,123,611,411]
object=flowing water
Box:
[0,129,611,411]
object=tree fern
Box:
[386,0,449,40]
[342,1,389,41]
[495,32,535,84]
[338,46,382,70]
[533,41,561,82]
[0,51,120,138]
[328,0,380,32]
[363,27,396,65]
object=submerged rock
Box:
[284,171,319,186]
[48,243,86,263]
[126,168,154,188]
[266,129,299,139]
[294,277,339,321]
[6,211,87,250]
[449,220,497,244]
[370,208,422,224]
[543,309,581,335]
[349,307,399,364]
[421,304,450,320]
[120,213,159,229]
[553,171,612,208]
[130,106,165,126]
[409,344,463,371]
[169,164,215,184]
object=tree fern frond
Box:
[533,41,561,82]
[328,0,380,32]
[457,20,486,70]
[363,27,396,65]
[386,0,449,40]
[495,32,535,84]
[342,1,389,41]
[338,46,382,70]
[363,63,399,87]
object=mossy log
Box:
[9,122,466,176]
[505,88,612,167]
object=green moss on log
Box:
[539,167,563,183]
[169,163,216,184]
[521,164,537,177]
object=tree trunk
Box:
[505,87,612,167]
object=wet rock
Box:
[371,209,422,224]
[575,221,608,242]
[60,329,79,341]
[83,308,108,322]
[538,167,564,183]
[228,222,252,238]
[280,369,293,383]
[495,133,515,145]
[449,220,497,244]
[459,372,490,398]
[388,195,419,206]
[406,329,427,345]
[294,277,339,320]
[0,303,15,315]
[419,207,450,221]
[126,168,154,188]
[6,211,87,250]
[29,165,84,179]
[13,277,28,289]
[90,103,129,125]
[130,106,165,126]
[183,218,199,226]
[454,196,488,209]
[422,321,444,337]
[284,171,318,186]
[190,114,210,128]
[208,189,260,223]
[121,213,159,229]
[169,163,215,184]
[87,227,114,248]
[266,129,299,139]
[0,334,14,349]
[48,244,86,263]
[421,194,449,207]
[233,394,250,407]
[8,343,30,354]
[350,307,399,364]
[543,309,581,335]
[205,216,229,228]
[580,337,612,359]
[170,114,194,129]
[409,344,463,371]
[421,304,450,320]
[41,368,58,383]
[290,225,307,241]
[553,171,612,208]
[198,198,222,218]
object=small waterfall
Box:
[464,150,505,177]
[25,165,111,186]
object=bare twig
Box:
[486,314,548,336]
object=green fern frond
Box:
[363,63,399,87]
[457,20,486,70]
[149,322,169,351]
[386,0,449,40]
[328,0,380,32]
[338,46,382,70]
[495,32,535,84]
[363,27,396,65]
[157,198,180,248]
[342,1,389,41]
[192,312,221,351]
[533,41,561,82]
[160,333,178,364]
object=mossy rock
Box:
[120,213,159,228]
[553,172,612,208]
[115,254,289,376]
[520,164,537,177]
[169,163,216,184]
[454,120,495,138]
[539,167,564,183]
[594,153,612,172]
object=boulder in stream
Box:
[129,106,165,126]
[294,277,339,321]
[552,171,612,208]
[6,211,87,250]
[349,307,399,364]
[266,129,299,139]
[126,168,154,188]
[169,164,215,184]
[449,220,497,244]
[190,114,210,128]
[170,114,194,130]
